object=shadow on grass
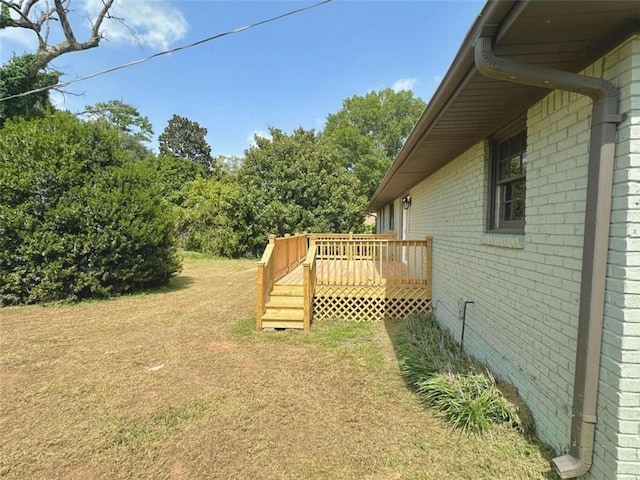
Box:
[163,275,195,292]
[383,314,560,478]
[383,316,415,391]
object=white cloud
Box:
[247,129,272,147]
[0,27,39,51]
[83,0,188,50]
[391,77,416,92]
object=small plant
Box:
[398,313,527,434]
[398,313,479,386]
[417,373,523,434]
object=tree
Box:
[217,154,244,173]
[323,88,426,199]
[80,100,153,143]
[236,127,366,255]
[159,114,216,172]
[176,177,249,257]
[0,0,115,76]
[0,111,181,305]
[0,0,117,123]
[0,53,58,124]
[79,100,154,161]
[145,154,208,206]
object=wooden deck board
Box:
[316,259,425,285]
[276,264,304,286]
[275,259,426,287]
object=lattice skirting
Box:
[313,285,432,322]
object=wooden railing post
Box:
[302,232,308,262]
[284,234,291,273]
[303,263,311,332]
[425,236,433,297]
[302,238,316,332]
[256,262,265,329]
[256,236,276,331]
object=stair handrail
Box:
[256,232,309,329]
[302,238,317,332]
[256,235,276,329]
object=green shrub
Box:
[397,313,527,434]
[398,313,480,386]
[175,178,247,258]
[0,112,181,305]
[417,373,523,434]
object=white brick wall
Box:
[400,35,640,479]
[594,34,640,480]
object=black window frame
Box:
[487,128,527,235]
[389,203,395,230]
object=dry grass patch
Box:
[1,257,556,479]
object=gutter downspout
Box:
[474,33,622,479]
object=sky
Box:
[0,0,485,157]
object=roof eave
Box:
[368,0,517,212]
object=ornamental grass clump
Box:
[417,373,523,434]
[398,313,528,434]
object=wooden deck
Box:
[257,233,433,330]
[277,259,427,287]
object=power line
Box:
[0,0,333,103]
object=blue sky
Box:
[0,0,484,157]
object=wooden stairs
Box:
[261,284,305,330]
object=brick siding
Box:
[382,35,640,479]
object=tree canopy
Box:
[175,127,367,258]
[323,88,426,199]
[0,54,58,124]
[237,127,366,253]
[79,100,155,162]
[159,114,216,172]
[80,100,154,143]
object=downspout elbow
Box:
[552,452,592,479]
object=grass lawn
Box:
[0,257,557,479]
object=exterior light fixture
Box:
[402,195,412,210]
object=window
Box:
[488,129,527,233]
[389,203,395,230]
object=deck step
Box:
[272,285,304,296]
[262,309,304,322]
[261,320,304,330]
[266,295,304,309]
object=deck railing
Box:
[302,238,317,332]
[315,237,432,292]
[309,233,396,241]
[256,232,308,328]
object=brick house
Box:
[370,2,639,479]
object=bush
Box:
[397,313,527,434]
[175,178,249,258]
[417,373,522,434]
[398,313,480,386]
[0,112,181,305]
